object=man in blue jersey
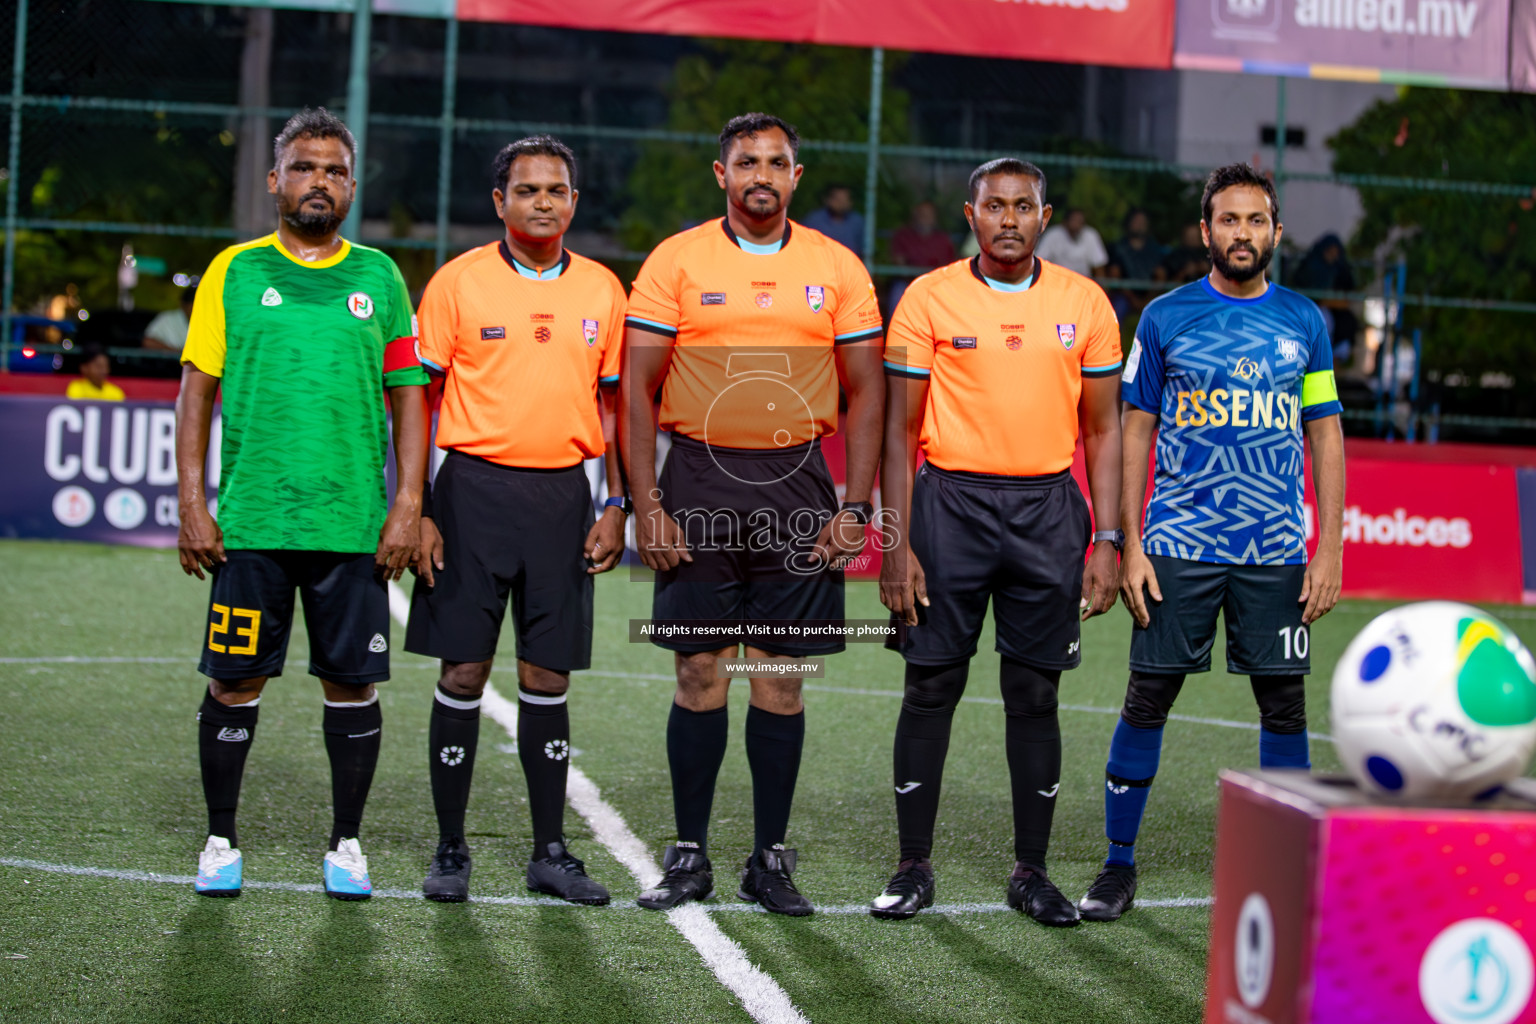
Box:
[1077,164,1345,922]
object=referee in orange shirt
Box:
[620,113,885,916]
[405,136,628,905]
[872,158,1123,926]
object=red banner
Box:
[457,0,1174,69]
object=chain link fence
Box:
[5,0,1535,442]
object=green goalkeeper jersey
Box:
[182,234,429,552]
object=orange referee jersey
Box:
[626,219,883,450]
[885,257,1122,476]
[418,242,625,468]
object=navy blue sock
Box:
[1104,716,1164,867]
[1259,727,1310,769]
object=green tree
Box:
[1329,88,1536,384]
[620,41,910,253]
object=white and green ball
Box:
[1330,601,1536,801]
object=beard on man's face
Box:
[1210,237,1274,283]
[280,191,345,236]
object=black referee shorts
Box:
[405,451,595,672]
[891,462,1091,670]
[198,549,389,685]
[651,433,844,657]
[1129,553,1310,675]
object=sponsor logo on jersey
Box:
[583,319,599,347]
[481,326,506,340]
[1231,356,1262,381]
[1123,338,1143,383]
[805,286,825,312]
[529,313,555,321]
[951,337,977,349]
[534,326,552,344]
[368,633,388,653]
[701,293,727,305]
[346,292,374,320]
[1057,323,1077,349]
[1005,335,1023,351]
[1174,388,1301,431]
[260,287,282,307]
[1276,336,1300,361]
[755,292,773,309]
[216,727,250,743]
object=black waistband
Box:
[924,462,1073,490]
[668,432,821,459]
[446,449,585,475]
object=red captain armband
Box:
[383,336,422,376]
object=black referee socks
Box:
[197,690,260,847]
[746,704,805,854]
[429,683,481,843]
[518,688,571,859]
[323,695,383,851]
[1001,657,1063,867]
[893,661,970,861]
[667,702,729,856]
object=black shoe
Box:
[423,836,472,903]
[869,858,935,920]
[526,841,610,906]
[1079,864,1138,922]
[738,846,813,917]
[637,844,715,910]
[1005,863,1080,927]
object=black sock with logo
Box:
[1001,657,1062,867]
[429,684,481,843]
[198,690,260,847]
[323,697,383,851]
[667,702,729,857]
[745,704,805,854]
[894,661,969,862]
[517,689,571,859]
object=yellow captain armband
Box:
[1301,370,1338,408]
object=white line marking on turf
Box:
[389,581,812,1024]
[0,656,187,664]
[0,856,1212,914]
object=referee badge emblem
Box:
[805,286,825,313]
[346,292,374,320]
[583,319,599,347]
[1057,323,1076,350]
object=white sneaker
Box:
[323,837,373,900]
[195,835,242,897]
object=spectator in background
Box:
[802,183,865,255]
[1105,208,1166,318]
[143,286,196,352]
[67,344,125,402]
[1291,233,1358,365]
[1160,223,1209,284]
[1035,207,1108,278]
[888,200,957,309]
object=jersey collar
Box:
[970,255,1038,293]
[271,234,351,270]
[499,241,572,280]
[1199,274,1273,305]
[721,217,791,254]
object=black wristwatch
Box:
[603,495,633,516]
[1092,529,1125,552]
[840,501,875,526]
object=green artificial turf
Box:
[1,539,1532,1023]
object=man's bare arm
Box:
[618,329,689,571]
[1078,375,1123,619]
[175,364,223,579]
[878,374,930,624]
[1300,413,1346,624]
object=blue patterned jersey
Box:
[1121,277,1343,566]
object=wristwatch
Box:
[840,501,875,526]
[603,495,633,515]
[1092,529,1125,552]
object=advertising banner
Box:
[1513,0,1536,90]
[458,0,1176,69]
[0,396,215,548]
[1173,0,1511,87]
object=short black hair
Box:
[719,113,800,163]
[967,158,1047,203]
[492,135,578,193]
[273,107,356,169]
[1201,163,1279,226]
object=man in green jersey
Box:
[175,108,429,900]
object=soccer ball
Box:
[1330,601,1536,801]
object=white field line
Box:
[390,582,811,1024]
[0,857,1212,914]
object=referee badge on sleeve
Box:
[583,319,599,347]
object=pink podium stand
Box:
[1206,770,1536,1024]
